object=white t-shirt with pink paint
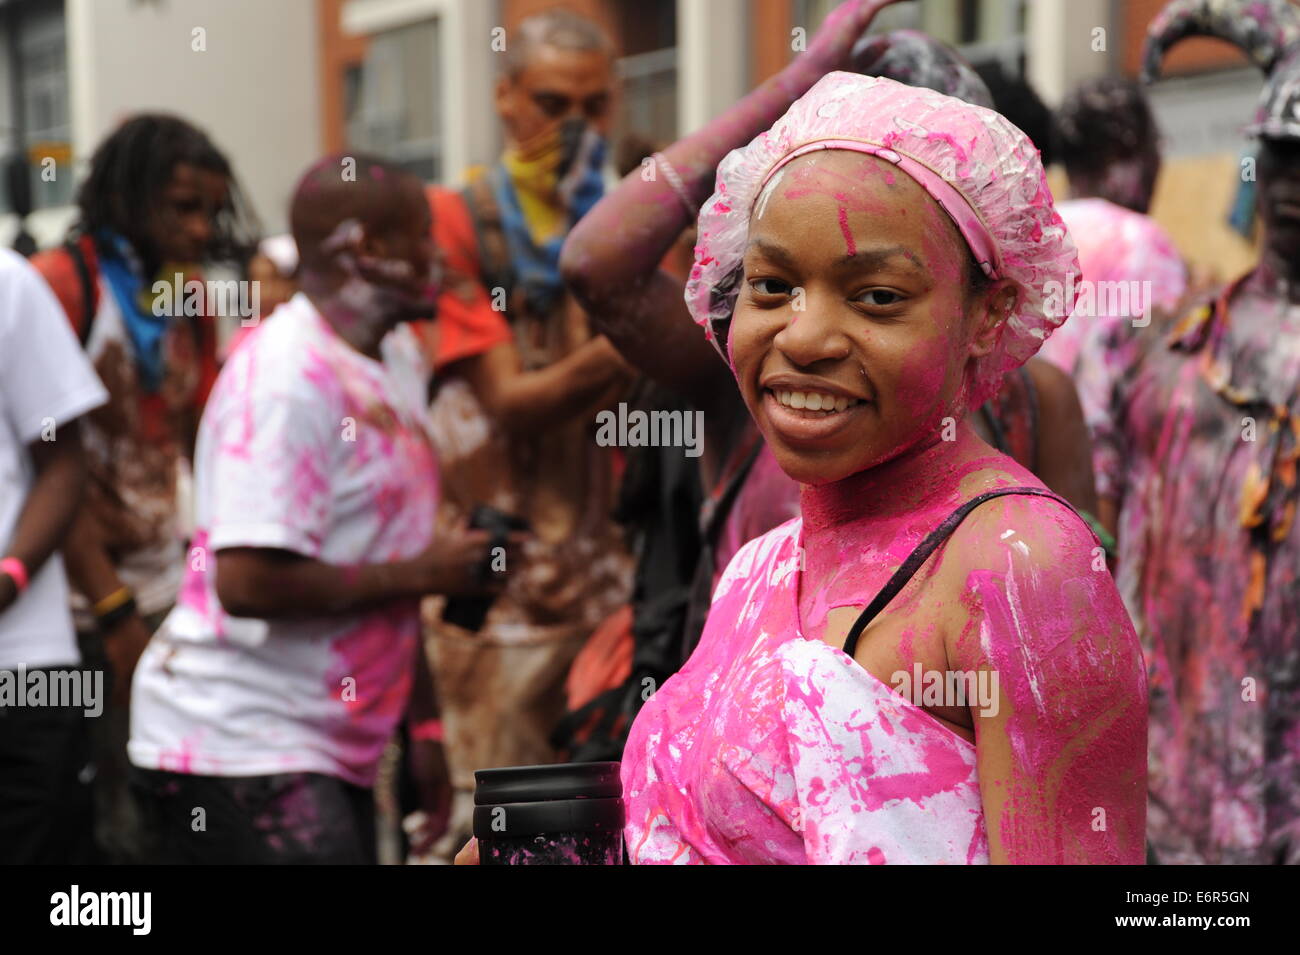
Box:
[128,293,439,787]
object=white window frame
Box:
[676,0,746,134]
[342,0,498,183]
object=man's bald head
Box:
[290,153,427,272]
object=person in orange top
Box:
[414,184,628,416]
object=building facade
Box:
[0,0,1279,282]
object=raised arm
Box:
[560,0,907,411]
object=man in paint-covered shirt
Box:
[128,155,502,864]
[1095,0,1300,863]
[413,9,636,858]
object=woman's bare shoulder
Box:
[941,481,1103,587]
[938,483,1138,669]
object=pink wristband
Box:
[410,718,444,743]
[0,557,29,593]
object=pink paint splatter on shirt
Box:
[128,295,440,788]
[624,429,1146,864]
[622,520,989,864]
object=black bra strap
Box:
[841,487,1072,659]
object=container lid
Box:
[472,797,625,839]
[473,761,622,806]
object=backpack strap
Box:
[460,168,516,310]
[64,237,98,347]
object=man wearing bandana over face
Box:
[416,9,633,857]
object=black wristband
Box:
[96,595,138,633]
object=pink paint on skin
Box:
[630,73,1142,864]
[837,206,856,256]
[632,151,1141,866]
[624,425,1147,864]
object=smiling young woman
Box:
[734,150,1010,483]
[619,73,1148,865]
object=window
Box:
[0,0,72,214]
[346,17,441,182]
[613,0,678,151]
[793,0,1027,77]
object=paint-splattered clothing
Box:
[622,519,988,864]
[129,294,439,787]
[421,184,632,791]
[30,240,221,623]
[1040,199,1186,383]
[1095,276,1300,863]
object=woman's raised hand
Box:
[803,0,911,73]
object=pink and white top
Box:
[622,518,987,865]
[1038,198,1187,376]
[129,294,438,787]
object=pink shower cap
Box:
[685,72,1079,407]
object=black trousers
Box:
[131,767,377,865]
[0,667,95,865]
[76,610,169,865]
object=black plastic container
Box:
[473,761,624,865]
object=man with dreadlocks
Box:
[1096,0,1300,864]
[29,114,258,864]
